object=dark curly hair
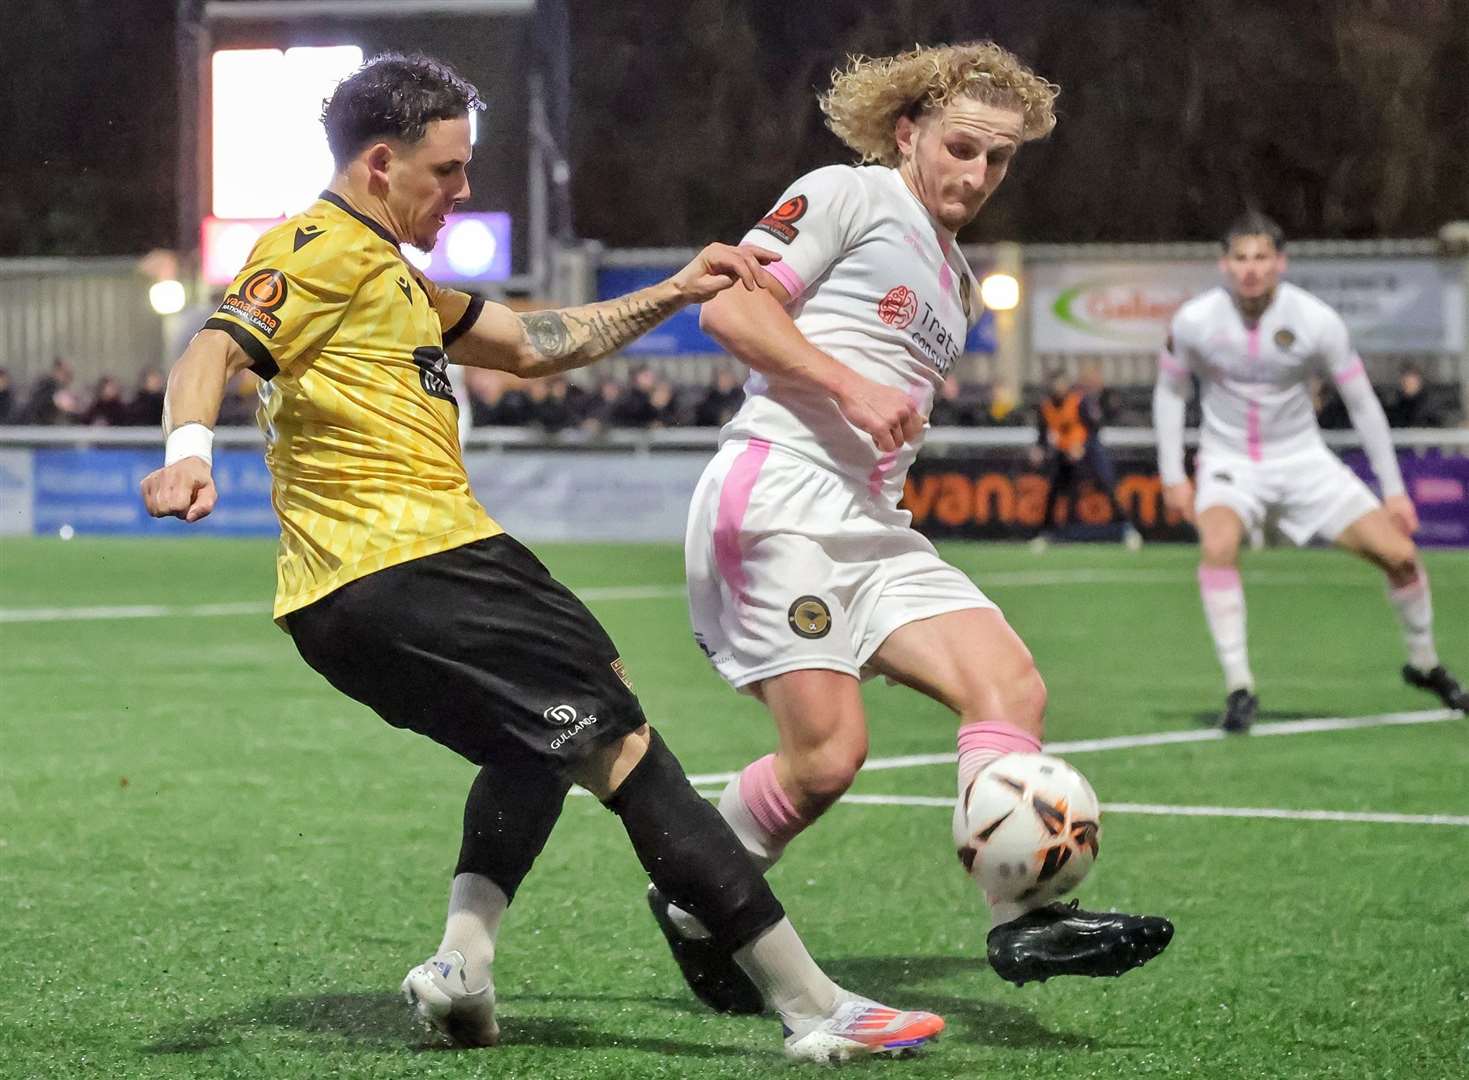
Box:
[321,52,484,167]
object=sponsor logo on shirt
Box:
[217,269,287,339]
[878,286,919,329]
[753,194,808,244]
[909,298,964,375]
[412,345,458,406]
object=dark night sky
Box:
[2,0,1467,258]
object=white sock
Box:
[667,774,786,940]
[437,873,507,993]
[715,772,786,873]
[732,916,841,1029]
[1388,569,1439,672]
[1198,565,1254,692]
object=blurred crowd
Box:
[0,356,1457,431]
[458,365,1034,434]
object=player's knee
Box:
[786,738,867,811]
[1012,662,1048,737]
[961,656,1047,739]
[1379,542,1419,586]
[1200,534,1240,567]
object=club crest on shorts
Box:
[787,595,832,639]
[610,656,635,692]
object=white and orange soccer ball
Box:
[955,752,1101,907]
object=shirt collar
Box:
[318,190,401,250]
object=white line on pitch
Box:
[5,564,1427,623]
[820,793,1469,827]
[0,600,273,622]
[681,709,1461,786]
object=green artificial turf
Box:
[2,537,1465,1078]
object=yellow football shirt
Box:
[205,191,502,621]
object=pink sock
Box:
[707,755,812,877]
[739,755,807,846]
[956,720,1042,798]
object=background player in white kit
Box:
[1154,212,1467,732]
[647,41,1173,1013]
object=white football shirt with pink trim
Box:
[723,164,979,506]
[1163,281,1366,462]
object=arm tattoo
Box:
[517,288,682,374]
[520,312,572,359]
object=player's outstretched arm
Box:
[445,243,779,379]
[1153,340,1194,522]
[699,279,923,454]
[1320,317,1414,532]
[1334,363,1415,532]
[139,329,252,523]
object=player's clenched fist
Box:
[835,374,924,454]
[140,458,217,523]
[672,243,782,302]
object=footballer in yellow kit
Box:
[137,51,946,1067]
[207,190,500,618]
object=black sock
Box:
[606,729,785,951]
[455,746,572,901]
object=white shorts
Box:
[1194,443,1380,545]
[686,439,996,690]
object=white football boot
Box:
[400,949,499,1047]
[782,995,944,1063]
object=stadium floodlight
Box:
[149,280,188,315]
[212,46,364,219]
[980,272,1021,312]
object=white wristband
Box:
[164,423,215,467]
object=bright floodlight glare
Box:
[212,46,362,218]
[213,50,281,218]
[980,272,1021,312]
[401,244,433,271]
[149,280,187,315]
[445,218,498,277]
[281,46,363,213]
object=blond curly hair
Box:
[820,41,1058,167]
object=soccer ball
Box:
[955,752,1101,906]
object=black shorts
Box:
[284,534,647,770]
